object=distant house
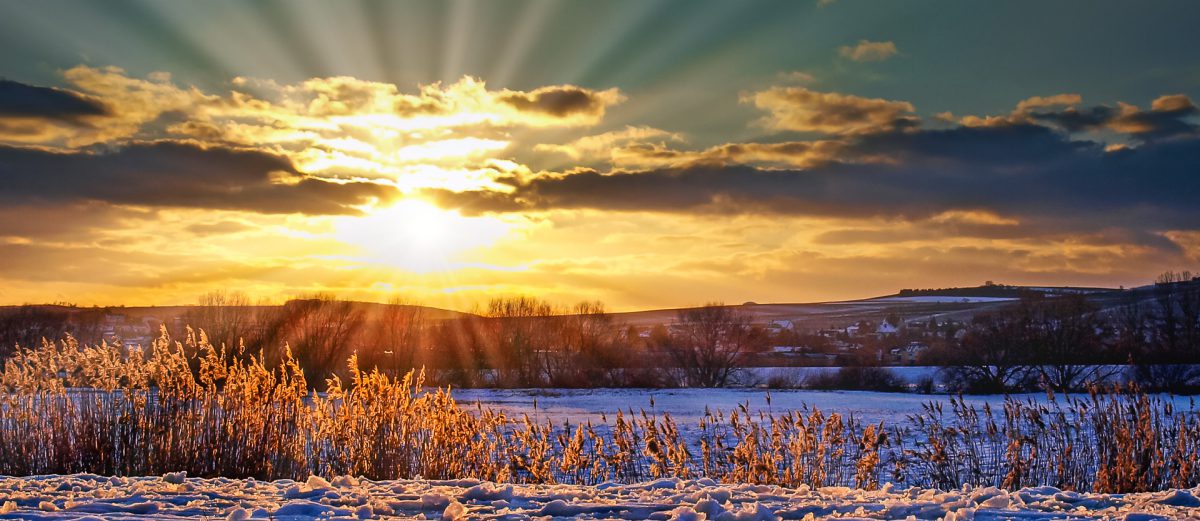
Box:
[831,340,859,352]
[876,321,900,335]
[768,320,795,332]
[884,342,927,364]
[844,325,860,335]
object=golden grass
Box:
[1,329,1198,493]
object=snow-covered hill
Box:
[2,473,1198,520]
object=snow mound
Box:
[0,474,1197,520]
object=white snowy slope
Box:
[2,474,1199,520]
[868,296,1018,303]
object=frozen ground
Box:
[739,366,944,387]
[868,296,1019,303]
[2,473,1199,520]
[450,387,1199,428]
[450,387,1005,426]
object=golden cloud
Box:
[744,86,915,134]
[838,40,898,62]
[534,126,683,161]
[0,68,624,194]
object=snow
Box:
[1,474,1198,520]
[450,387,1039,427]
[870,296,1018,303]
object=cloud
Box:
[0,79,110,121]
[0,141,398,215]
[961,93,1198,142]
[744,86,915,134]
[609,140,851,170]
[778,71,817,85]
[0,67,627,195]
[838,40,898,62]
[1014,93,1082,113]
[0,78,117,145]
[427,122,1200,241]
[534,126,683,161]
[498,85,624,121]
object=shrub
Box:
[805,366,907,392]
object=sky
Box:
[0,0,1198,311]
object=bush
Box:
[804,366,907,392]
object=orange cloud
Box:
[838,40,898,62]
[743,86,915,134]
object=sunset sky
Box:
[1,0,1199,311]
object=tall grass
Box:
[2,329,1198,493]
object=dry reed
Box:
[1,329,1198,493]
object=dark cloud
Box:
[428,123,1200,236]
[499,85,618,118]
[744,87,916,134]
[0,141,398,214]
[0,79,110,122]
[1031,94,1198,141]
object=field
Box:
[453,387,1023,427]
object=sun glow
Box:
[334,199,512,273]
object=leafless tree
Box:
[1135,271,1200,390]
[0,305,72,357]
[487,296,556,386]
[364,297,425,377]
[1027,294,1117,392]
[656,303,763,387]
[549,301,626,387]
[269,294,365,384]
[942,305,1036,393]
[186,290,254,354]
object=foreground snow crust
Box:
[2,474,1200,520]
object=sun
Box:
[334,199,511,273]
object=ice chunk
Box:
[1156,489,1200,507]
[441,500,467,521]
[305,475,332,490]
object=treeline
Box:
[920,272,1200,393]
[3,293,769,389]
[183,294,656,388]
[3,271,1199,392]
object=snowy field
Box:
[2,473,1199,520]
[738,366,944,387]
[451,387,1001,426]
[867,296,1019,303]
[449,387,1197,428]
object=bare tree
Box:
[0,305,72,357]
[430,315,491,387]
[942,305,1036,393]
[364,297,425,377]
[551,301,626,387]
[1135,271,1200,391]
[656,303,762,387]
[1027,294,1117,392]
[186,291,254,354]
[487,296,556,386]
[269,294,366,385]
